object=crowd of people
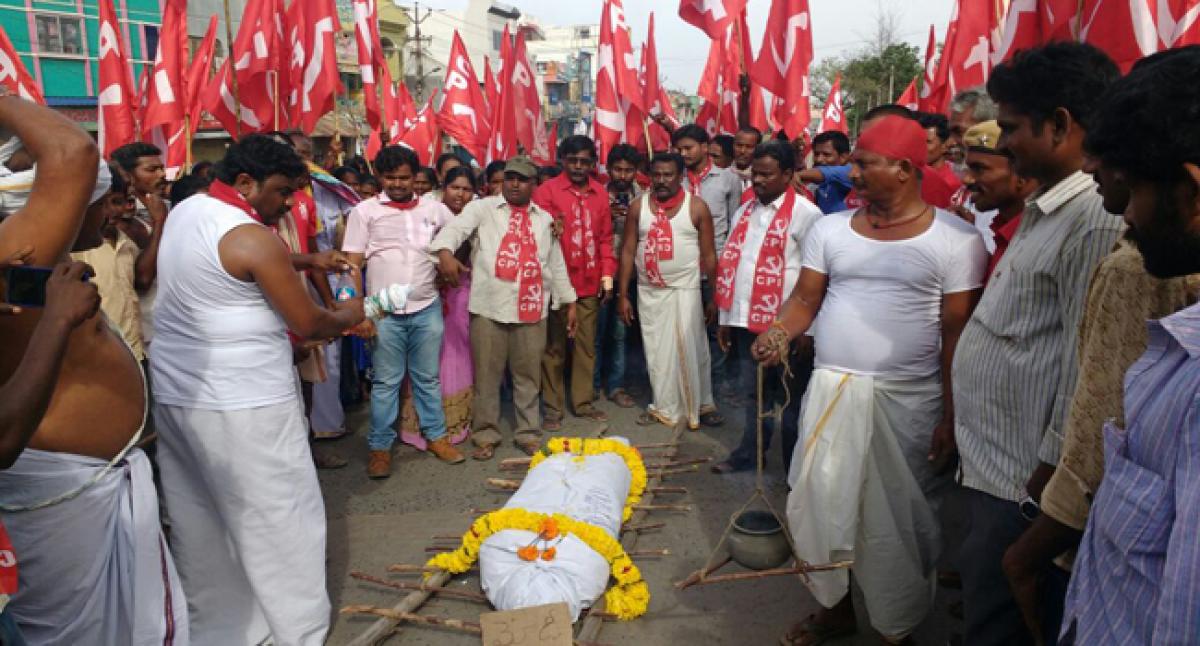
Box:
[0,40,1197,646]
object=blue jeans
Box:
[593,298,628,395]
[368,301,446,450]
[726,328,811,473]
[0,607,26,646]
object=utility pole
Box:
[407,2,433,103]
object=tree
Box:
[810,3,923,136]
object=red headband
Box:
[855,115,927,169]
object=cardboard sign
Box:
[480,603,573,646]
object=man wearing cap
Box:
[960,120,1038,284]
[751,115,988,644]
[431,157,578,460]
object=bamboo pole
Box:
[628,549,670,558]
[623,522,665,532]
[341,605,482,635]
[220,0,241,138]
[349,571,489,603]
[344,570,454,646]
[632,503,691,512]
[674,561,853,589]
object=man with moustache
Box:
[431,157,578,460]
[617,153,718,430]
[0,97,186,644]
[958,121,1038,283]
[753,115,986,644]
[1058,45,1200,644]
[1004,48,1200,642]
[534,136,616,429]
[732,127,762,190]
[151,134,364,645]
[711,140,822,475]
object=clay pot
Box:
[728,510,791,571]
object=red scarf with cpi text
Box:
[565,184,598,274]
[716,188,798,332]
[643,189,685,287]
[208,180,262,222]
[381,194,420,210]
[494,203,543,322]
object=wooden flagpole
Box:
[221,0,241,138]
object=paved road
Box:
[319,376,958,645]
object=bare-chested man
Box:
[0,96,188,644]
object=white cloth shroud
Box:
[0,447,188,646]
[786,368,944,639]
[479,438,632,622]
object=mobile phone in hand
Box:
[4,266,53,307]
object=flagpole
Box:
[185,115,193,171]
[273,71,279,132]
[222,0,241,138]
[643,119,654,155]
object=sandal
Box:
[635,412,663,426]
[576,406,609,422]
[471,444,498,461]
[779,616,857,646]
[699,410,725,427]
[313,452,348,469]
[608,389,636,408]
[543,415,564,432]
[514,437,542,456]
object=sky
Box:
[417,0,955,92]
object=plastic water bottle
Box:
[334,273,357,301]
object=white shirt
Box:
[804,209,988,379]
[718,191,823,329]
[150,194,296,410]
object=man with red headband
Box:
[617,152,718,429]
[751,115,988,644]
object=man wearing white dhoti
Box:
[151,135,364,646]
[617,153,718,429]
[753,116,987,644]
[0,96,187,646]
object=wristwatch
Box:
[1019,495,1040,521]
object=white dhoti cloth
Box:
[0,447,188,646]
[310,338,345,435]
[637,284,714,428]
[786,368,945,639]
[155,399,329,646]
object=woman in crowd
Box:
[413,167,437,197]
[398,166,478,447]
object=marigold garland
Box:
[425,508,651,620]
[528,437,648,523]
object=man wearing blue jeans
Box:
[594,144,642,408]
[344,145,465,478]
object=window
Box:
[142,25,159,62]
[35,14,84,55]
[492,29,503,52]
[575,27,590,40]
[536,61,548,74]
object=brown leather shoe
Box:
[367,450,392,479]
[428,437,465,464]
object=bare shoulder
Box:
[219,223,288,281]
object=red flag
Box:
[750,0,812,137]
[353,0,384,129]
[696,100,720,138]
[748,84,781,134]
[202,0,278,134]
[1078,0,1200,72]
[818,74,847,134]
[97,0,137,157]
[896,78,919,111]
[917,25,941,112]
[185,16,218,133]
[938,0,992,110]
[641,13,662,115]
[295,0,344,134]
[486,24,518,162]
[397,98,440,165]
[507,33,552,165]
[679,0,749,40]
[368,63,399,160]
[0,27,44,104]
[595,0,642,162]
[142,0,186,133]
[436,31,490,164]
